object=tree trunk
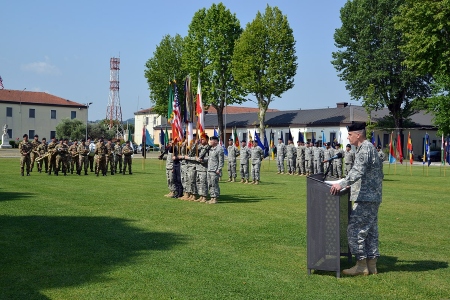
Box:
[212,103,225,143]
[259,106,266,138]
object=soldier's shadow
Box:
[0,189,33,202]
[0,215,186,299]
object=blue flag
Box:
[160,128,165,146]
[145,129,156,147]
[254,131,265,149]
[377,135,382,148]
[298,131,304,143]
[280,131,284,143]
[322,131,326,148]
[263,132,269,158]
[312,132,315,144]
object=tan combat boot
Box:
[232,177,236,182]
[244,179,249,184]
[194,196,202,202]
[255,180,259,185]
[280,172,284,175]
[199,196,207,203]
[164,191,174,197]
[342,259,369,276]
[250,180,255,185]
[367,258,378,275]
[207,198,218,204]
[227,177,232,182]
[189,194,197,201]
[239,179,244,183]
[181,192,190,200]
[276,171,280,174]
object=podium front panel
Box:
[306,174,350,277]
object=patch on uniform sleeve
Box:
[359,156,364,162]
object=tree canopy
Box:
[332,0,432,137]
[232,4,297,136]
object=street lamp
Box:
[85,102,93,140]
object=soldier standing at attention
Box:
[178,141,190,200]
[344,144,356,176]
[55,138,69,176]
[304,141,313,175]
[376,146,385,162]
[313,142,324,174]
[333,143,345,178]
[250,139,264,184]
[324,142,334,176]
[30,134,41,172]
[68,139,78,174]
[122,140,133,175]
[227,138,240,182]
[95,137,107,176]
[171,142,183,198]
[201,136,224,204]
[185,134,199,200]
[159,139,175,197]
[194,135,210,203]
[37,137,48,173]
[77,139,90,175]
[64,138,71,174]
[114,140,123,174]
[239,140,251,184]
[19,134,32,176]
[105,139,114,175]
[296,141,306,176]
[47,137,58,175]
[87,138,95,172]
[330,122,383,276]
[286,139,296,175]
[276,138,287,174]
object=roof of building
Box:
[0,89,86,108]
[205,106,279,114]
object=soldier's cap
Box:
[297,140,301,143]
[168,138,173,142]
[210,136,219,141]
[228,138,233,141]
[23,134,28,138]
[64,138,69,141]
[241,140,246,143]
[347,122,366,132]
[377,145,382,150]
[59,138,63,141]
[81,139,85,142]
[34,134,39,137]
[52,136,56,139]
[193,134,197,137]
[42,137,46,140]
[204,135,209,140]
[346,144,351,148]
[126,140,130,144]
[252,139,258,143]
[326,142,331,146]
[73,139,78,142]
[335,143,341,146]
[278,138,282,140]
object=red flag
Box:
[407,132,414,164]
[397,133,403,164]
[172,80,183,143]
[389,132,396,164]
[196,79,206,140]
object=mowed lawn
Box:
[0,157,449,300]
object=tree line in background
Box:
[144,3,297,141]
[55,118,135,141]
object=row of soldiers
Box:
[18,134,133,176]
[275,139,356,178]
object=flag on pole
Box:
[442,134,445,166]
[187,122,194,148]
[184,75,194,123]
[164,126,169,146]
[427,134,431,166]
[145,129,156,147]
[397,133,403,164]
[248,131,253,148]
[142,126,146,157]
[423,133,427,165]
[389,132,396,164]
[263,132,269,158]
[0,76,4,89]
[171,79,183,143]
[298,131,304,143]
[447,136,450,165]
[196,77,206,140]
[160,127,165,147]
[322,131,326,148]
[254,130,265,150]
[407,132,414,165]
[234,127,240,149]
[270,129,275,160]
[280,131,284,143]
[372,133,375,146]
[312,132,315,144]
[288,129,293,142]
[377,135,382,148]
[128,126,133,143]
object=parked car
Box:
[417,151,441,162]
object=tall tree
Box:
[332,0,432,138]
[232,5,297,136]
[183,3,244,142]
[144,34,185,117]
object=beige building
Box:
[0,89,87,141]
[134,108,168,146]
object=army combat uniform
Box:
[105,142,114,175]
[194,144,210,202]
[276,142,287,173]
[36,142,48,173]
[239,146,251,183]
[313,146,324,174]
[68,143,78,174]
[122,144,133,174]
[47,139,58,174]
[338,139,383,262]
[19,139,32,176]
[377,150,385,162]
[183,143,199,200]
[305,144,314,175]
[296,144,306,175]
[227,144,240,181]
[250,146,264,184]
[114,143,123,173]
[55,142,69,175]
[333,147,345,178]
[30,139,41,172]
[286,143,296,174]
[95,141,107,176]
[324,147,335,176]
[78,143,90,175]
[160,146,175,196]
[344,148,356,176]
[205,145,224,202]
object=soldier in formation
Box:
[313,142,324,174]
[323,142,334,176]
[68,139,78,174]
[203,136,224,204]
[227,138,240,182]
[160,139,176,197]
[114,141,123,174]
[250,139,264,184]
[95,137,107,176]
[30,134,41,172]
[344,144,356,176]
[376,146,385,162]
[88,138,95,172]
[239,140,251,184]
[305,141,314,175]
[47,137,58,175]
[77,139,90,175]
[333,143,344,178]
[296,140,306,176]
[195,135,210,202]
[180,135,199,200]
[105,139,114,175]
[122,140,133,175]
[36,137,48,173]
[19,134,32,176]
[286,139,296,175]
[276,138,286,174]
[55,138,69,176]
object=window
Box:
[51,110,56,119]
[7,129,12,139]
[145,117,149,125]
[6,107,12,117]
[383,134,389,149]
[29,130,35,138]
[71,111,76,119]
[29,109,35,118]
[50,131,56,139]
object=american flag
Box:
[172,80,184,143]
[0,76,4,89]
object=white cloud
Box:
[21,56,61,75]
[32,87,51,93]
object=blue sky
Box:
[1,0,356,121]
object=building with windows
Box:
[0,89,87,141]
[134,108,168,146]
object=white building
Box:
[0,89,87,141]
[134,108,168,146]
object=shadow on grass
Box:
[0,215,186,299]
[382,179,400,182]
[219,194,275,203]
[0,190,34,202]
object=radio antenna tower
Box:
[106,56,124,138]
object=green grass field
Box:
[0,157,449,299]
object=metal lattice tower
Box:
[106,57,124,137]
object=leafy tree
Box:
[395,0,450,78]
[331,0,432,138]
[232,5,297,136]
[88,122,115,140]
[183,3,244,141]
[144,34,185,117]
[56,118,85,140]
[425,75,450,136]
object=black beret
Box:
[347,122,366,132]
[193,134,197,137]
[23,134,28,138]
[210,136,219,141]
[59,138,63,141]
[52,136,56,139]
[377,146,382,150]
[335,143,341,146]
[81,139,85,142]
[42,137,46,140]
[126,140,130,144]
[73,139,78,142]
[228,138,233,141]
[64,138,68,140]
[297,140,301,143]
[346,144,351,148]
[278,138,282,140]
[204,135,209,140]
[241,140,246,143]
[34,134,39,137]
[326,142,331,146]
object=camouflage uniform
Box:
[250,146,264,181]
[324,147,335,176]
[30,139,41,172]
[186,143,198,195]
[47,140,58,174]
[122,144,133,174]
[55,142,69,174]
[276,142,286,173]
[338,139,383,260]
[180,143,188,193]
[344,148,356,176]
[296,144,306,175]
[195,144,209,197]
[68,143,78,174]
[162,148,175,193]
[239,146,251,180]
[313,146,324,174]
[286,144,297,174]
[377,150,385,162]
[78,143,90,174]
[19,140,32,175]
[227,144,240,179]
[333,147,345,178]
[114,143,123,173]
[205,145,224,198]
[305,145,314,175]
[105,142,114,174]
[88,142,95,171]
[95,141,107,175]
[36,142,48,173]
